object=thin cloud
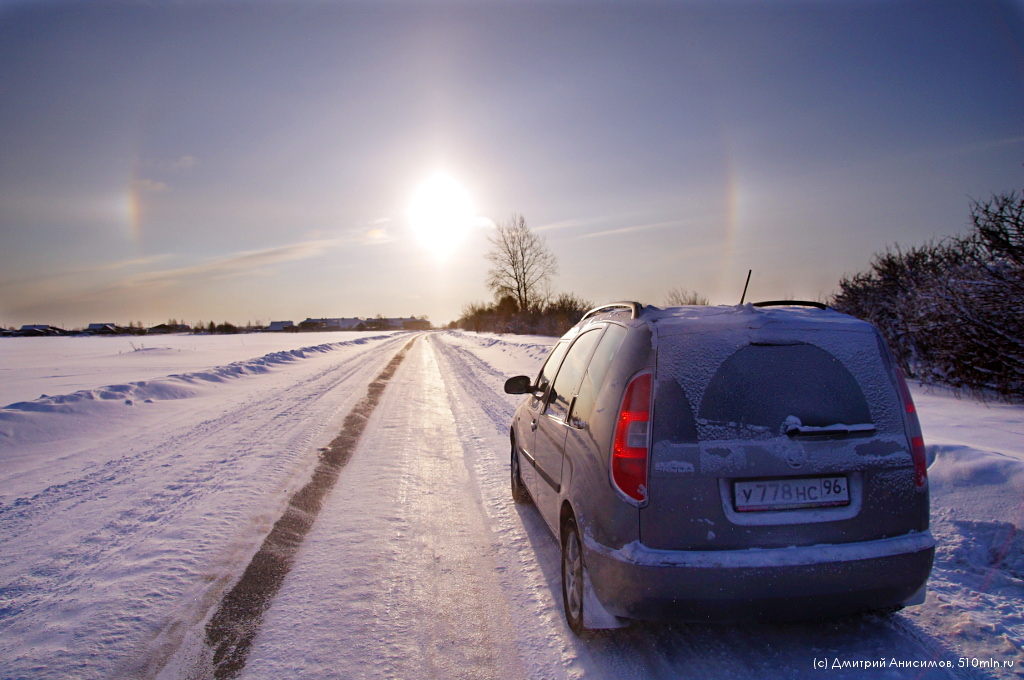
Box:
[579,220,680,239]
[131,178,169,193]
[119,238,340,290]
[142,155,197,173]
[364,228,392,244]
[948,134,1024,157]
[2,239,340,322]
[0,254,172,288]
[534,219,585,233]
[168,155,196,172]
[88,254,173,273]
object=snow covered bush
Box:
[454,292,593,336]
[833,191,1024,400]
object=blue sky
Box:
[1,0,1023,328]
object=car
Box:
[503,301,933,634]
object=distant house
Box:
[86,323,121,335]
[148,323,192,334]
[367,317,430,331]
[267,320,296,332]
[334,317,367,331]
[15,324,67,336]
[298,317,367,332]
[298,318,327,332]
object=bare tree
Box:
[485,214,558,312]
[665,286,709,306]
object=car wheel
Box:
[511,440,531,504]
[561,515,586,635]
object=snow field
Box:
[0,332,400,409]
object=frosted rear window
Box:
[698,343,871,438]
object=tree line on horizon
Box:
[2,315,432,337]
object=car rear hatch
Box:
[640,306,928,551]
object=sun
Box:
[407,172,475,258]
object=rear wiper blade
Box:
[785,423,876,437]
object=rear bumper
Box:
[584,532,935,622]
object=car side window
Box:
[531,341,570,410]
[569,324,627,429]
[546,329,602,422]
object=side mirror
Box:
[503,375,533,395]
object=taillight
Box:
[612,372,652,503]
[895,367,928,490]
[911,436,927,489]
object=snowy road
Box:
[3,331,1024,679]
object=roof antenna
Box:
[739,269,752,305]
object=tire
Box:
[510,440,531,504]
[561,515,586,635]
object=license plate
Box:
[733,476,850,512]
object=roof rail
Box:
[580,301,642,322]
[752,300,828,310]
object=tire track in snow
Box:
[355,334,526,680]
[428,333,519,432]
[232,331,528,680]
[428,333,591,679]
[182,336,418,680]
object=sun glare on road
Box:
[407,172,475,259]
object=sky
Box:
[1,0,1023,329]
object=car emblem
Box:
[786,449,808,469]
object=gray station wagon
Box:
[504,301,933,634]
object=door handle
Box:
[531,419,538,431]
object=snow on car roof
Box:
[642,303,871,335]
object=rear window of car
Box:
[697,343,872,440]
[653,314,905,444]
